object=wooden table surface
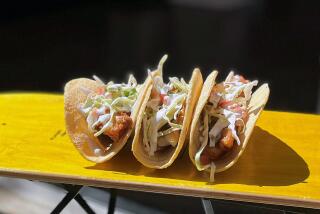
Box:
[0,93,319,209]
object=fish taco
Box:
[132,55,203,168]
[64,74,149,162]
[189,71,270,181]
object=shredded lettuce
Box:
[169,77,189,93]
[155,108,168,129]
[111,97,135,111]
[79,75,139,137]
[208,118,229,147]
[92,114,111,130]
[164,115,183,129]
[173,104,182,121]
[94,111,115,137]
[165,94,186,120]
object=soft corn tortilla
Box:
[64,77,149,163]
[189,71,270,173]
[132,69,203,169]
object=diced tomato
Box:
[237,75,249,84]
[160,93,166,105]
[218,100,233,108]
[96,87,105,95]
[230,105,242,113]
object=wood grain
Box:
[0,93,319,209]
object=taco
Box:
[132,55,203,169]
[64,74,148,163]
[189,71,270,181]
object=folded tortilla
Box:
[64,75,149,163]
[189,71,270,181]
[132,55,203,169]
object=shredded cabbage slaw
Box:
[79,75,139,137]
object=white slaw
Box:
[79,75,139,137]
[143,55,190,156]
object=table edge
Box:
[0,168,318,209]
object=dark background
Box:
[0,0,319,113]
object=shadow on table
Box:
[214,127,310,186]
[86,126,310,186]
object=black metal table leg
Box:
[51,185,82,214]
[62,184,95,214]
[201,198,214,214]
[75,194,95,214]
[107,189,117,214]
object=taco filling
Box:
[79,75,139,149]
[194,72,258,179]
[142,62,190,156]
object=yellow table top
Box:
[0,93,319,208]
